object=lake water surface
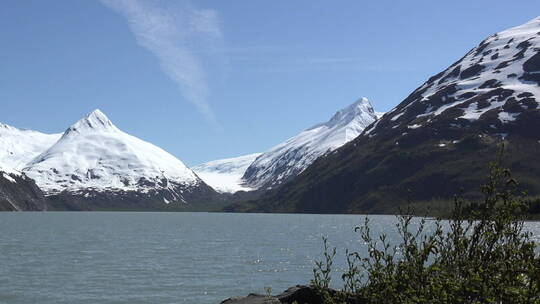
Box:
[1,212,539,304]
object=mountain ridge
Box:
[192,97,379,193]
[1,110,222,210]
[232,17,540,214]
[241,97,379,190]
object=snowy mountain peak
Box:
[67,109,116,133]
[87,109,111,124]
[242,97,379,189]
[192,98,379,193]
[23,111,202,199]
[325,97,376,128]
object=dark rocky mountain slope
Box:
[0,168,48,211]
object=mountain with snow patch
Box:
[21,110,218,209]
[241,97,379,189]
[239,17,540,214]
[362,16,540,138]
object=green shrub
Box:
[312,162,540,303]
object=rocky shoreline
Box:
[221,285,328,304]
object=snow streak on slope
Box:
[368,17,540,137]
[243,98,378,189]
[0,123,61,170]
[192,153,261,193]
[23,110,200,196]
[0,161,22,183]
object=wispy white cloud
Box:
[198,44,413,73]
[99,0,222,126]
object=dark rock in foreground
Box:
[222,285,332,304]
[220,293,280,304]
[277,285,326,304]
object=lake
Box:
[1,212,539,304]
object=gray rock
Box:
[220,293,281,304]
[221,285,351,304]
[277,285,323,304]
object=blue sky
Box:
[1,1,539,166]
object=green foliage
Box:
[313,162,540,303]
[312,237,340,303]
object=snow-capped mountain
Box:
[365,16,540,138]
[22,110,214,205]
[192,153,261,193]
[242,97,379,189]
[241,17,540,214]
[0,123,61,170]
